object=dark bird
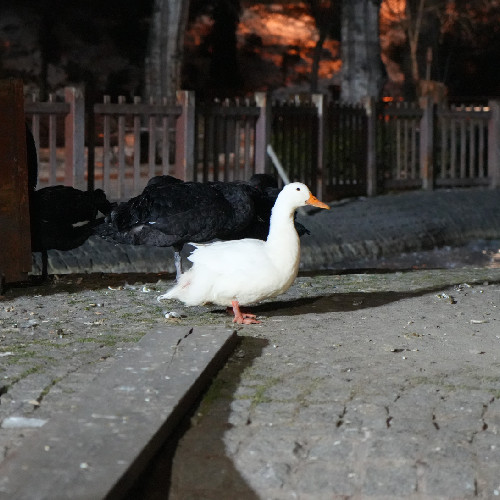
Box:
[95,174,309,279]
[30,186,113,279]
[25,125,113,279]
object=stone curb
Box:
[0,326,238,500]
[31,188,500,276]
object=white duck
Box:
[158,182,330,324]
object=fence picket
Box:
[132,98,141,191]
[488,100,500,188]
[48,96,57,186]
[102,96,111,195]
[477,119,483,177]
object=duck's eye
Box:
[296,187,301,191]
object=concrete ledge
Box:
[30,188,500,275]
[0,326,238,500]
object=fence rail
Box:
[22,87,500,201]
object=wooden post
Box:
[311,93,324,198]
[254,92,271,174]
[175,90,195,181]
[363,96,377,196]
[64,86,85,189]
[419,96,434,190]
[0,79,32,285]
[102,95,111,195]
[117,95,126,200]
[86,96,95,192]
[488,100,500,189]
[133,96,142,192]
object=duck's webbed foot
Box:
[230,300,261,324]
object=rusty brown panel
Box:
[0,78,32,284]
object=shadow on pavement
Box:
[205,284,472,320]
[254,288,444,317]
[128,335,268,499]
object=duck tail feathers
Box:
[157,272,190,302]
[157,285,177,302]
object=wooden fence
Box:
[436,104,492,187]
[23,87,500,201]
[25,89,193,200]
[377,98,500,192]
[25,88,84,189]
[379,101,425,189]
[90,95,184,199]
[272,99,320,190]
[323,101,369,199]
[194,97,261,183]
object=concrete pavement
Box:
[1,187,500,499]
[137,268,500,499]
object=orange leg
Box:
[231,300,260,325]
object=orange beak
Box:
[306,193,330,210]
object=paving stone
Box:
[363,461,417,496]
[422,459,477,496]
[294,461,356,495]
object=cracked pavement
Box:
[2,268,500,498]
[132,268,500,499]
[1,267,500,498]
[2,186,500,498]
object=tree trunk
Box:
[311,30,327,93]
[144,0,190,101]
[340,0,385,103]
[308,0,340,94]
[207,0,242,98]
[403,0,442,100]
